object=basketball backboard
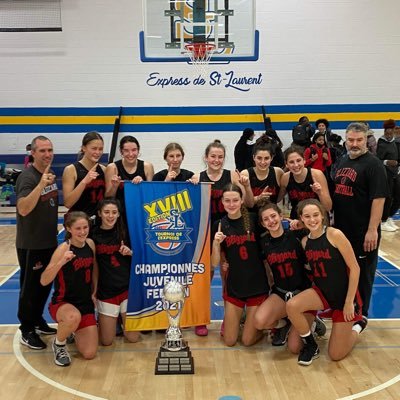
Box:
[140,0,258,63]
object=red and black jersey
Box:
[92,226,131,300]
[51,242,94,315]
[286,167,317,219]
[305,229,353,310]
[200,169,231,225]
[260,230,310,292]
[213,213,269,299]
[70,162,105,217]
[248,166,280,204]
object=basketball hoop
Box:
[184,42,216,77]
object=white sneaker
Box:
[381,221,397,232]
[387,218,399,230]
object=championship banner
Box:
[124,182,211,331]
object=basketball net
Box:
[184,42,215,77]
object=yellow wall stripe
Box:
[0,112,399,126]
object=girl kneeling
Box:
[41,212,98,367]
[286,199,364,366]
[211,184,269,347]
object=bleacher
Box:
[0,153,108,206]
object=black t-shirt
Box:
[333,152,388,253]
[200,169,231,225]
[51,242,94,315]
[260,230,310,292]
[16,165,58,249]
[152,168,194,182]
[70,162,105,217]
[92,226,131,300]
[212,213,269,299]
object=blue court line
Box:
[0,217,64,226]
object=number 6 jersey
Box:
[213,213,269,299]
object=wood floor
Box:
[1,223,400,400]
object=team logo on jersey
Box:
[143,189,193,256]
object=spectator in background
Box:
[262,129,285,169]
[394,126,400,158]
[328,134,346,193]
[377,119,400,232]
[304,132,332,174]
[234,128,255,171]
[292,116,315,150]
[367,130,377,155]
[24,144,34,168]
[315,118,333,147]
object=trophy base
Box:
[155,345,194,375]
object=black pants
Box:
[382,173,400,221]
[17,247,56,334]
[355,248,378,318]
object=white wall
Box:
[0,0,398,172]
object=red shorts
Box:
[312,286,362,323]
[223,293,268,308]
[49,302,97,331]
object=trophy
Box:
[155,280,194,374]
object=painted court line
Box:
[0,266,19,286]
[13,331,108,400]
[337,375,400,399]
[379,251,400,271]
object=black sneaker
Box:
[313,316,327,337]
[353,316,368,334]
[52,340,71,367]
[35,323,57,335]
[20,331,47,350]
[272,321,291,346]
[298,342,320,366]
